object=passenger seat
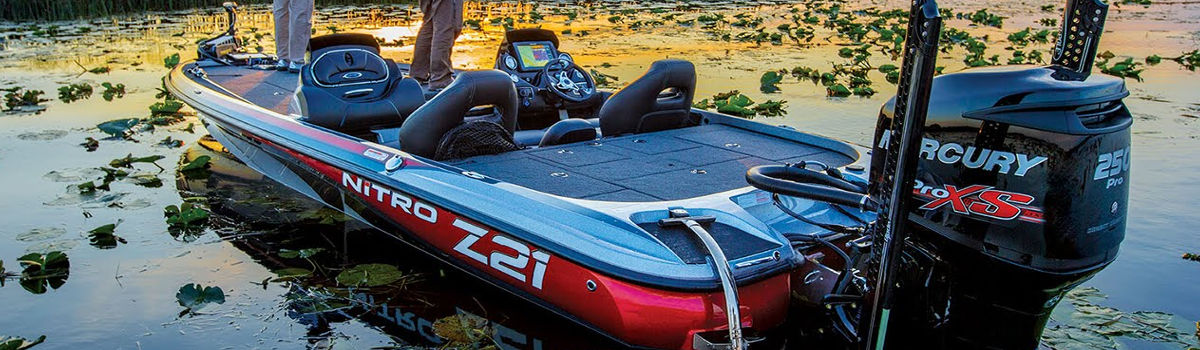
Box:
[296,33,424,136]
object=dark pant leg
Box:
[409,0,437,83]
[427,0,463,89]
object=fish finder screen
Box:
[515,43,553,68]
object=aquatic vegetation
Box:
[0,335,46,350]
[958,9,1005,28]
[163,53,180,69]
[693,91,788,119]
[80,136,99,151]
[432,313,497,349]
[178,155,212,180]
[1172,50,1200,71]
[16,251,69,295]
[297,207,349,225]
[1119,0,1153,6]
[1098,57,1145,81]
[158,136,183,148]
[87,222,126,249]
[96,118,140,138]
[590,69,620,88]
[1184,253,1200,262]
[56,83,92,103]
[100,82,125,101]
[3,87,48,112]
[175,283,225,316]
[760,71,783,93]
[109,154,165,170]
[1042,287,1198,348]
[335,263,406,287]
[1146,54,1163,65]
[164,201,210,232]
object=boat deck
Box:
[448,125,854,201]
[204,64,856,202]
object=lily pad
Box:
[0,335,46,350]
[759,71,783,93]
[17,130,67,141]
[271,268,313,282]
[164,53,181,69]
[176,283,225,315]
[432,313,494,348]
[17,251,69,294]
[109,154,165,170]
[179,155,211,172]
[335,263,405,287]
[87,223,126,249]
[96,118,139,138]
[164,202,210,229]
[278,248,325,259]
[15,228,66,242]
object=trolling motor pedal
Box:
[658,208,746,350]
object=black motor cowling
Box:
[872,64,1131,347]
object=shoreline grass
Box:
[0,0,415,22]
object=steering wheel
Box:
[540,58,596,103]
[745,162,878,211]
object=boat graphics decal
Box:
[912,179,1045,224]
[237,135,792,349]
[878,131,1049,176]
[1093,146,1131,189]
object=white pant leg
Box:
[288,0,315,63]
[273,0,290,61]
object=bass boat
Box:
[169,1,1132,349]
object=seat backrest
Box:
[597,59,696,136]
[397,70,519,158]
[297,33,424,134]
[540,119,598,147]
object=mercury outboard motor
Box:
[746,0,1129,348]
[867,0,1130,347]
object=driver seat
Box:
[597,59,697,136]
[296,33,424,136]
[398,70,520,160]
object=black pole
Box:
[1052,0,1110,78]
[862,0,942,349]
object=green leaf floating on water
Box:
[164,202,210,229]
[278,248,325,259]
[0,335,47,350]
[96,118,140,137]
[432,313,494,348]
[759,71,783,93]
[17,251,69,294]
[271,268,312,282]
[109,154,165,170]
[179,155,211,172]
[175,283,225,315]
[1041,286,1199,348]
[827,84,852,97]
[336,263,405,287]
[87,222,126,249]
[148,100,184,116]
[163,53,180,69]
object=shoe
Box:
[288,60,303,73]
[274,59,289,71]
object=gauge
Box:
[503,55,518,70]
[558,52,572,63]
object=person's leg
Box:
[410,0,437,84]
[273,0,290,66]
[427,0,463,89]
[288,0,315,64]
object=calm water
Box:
[1,1,1198,349]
